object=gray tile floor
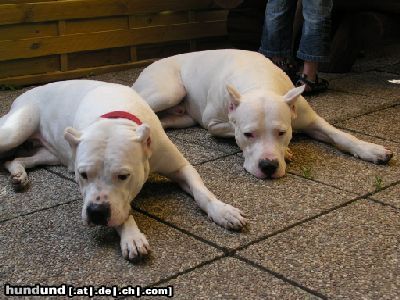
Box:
[1,45,400,299]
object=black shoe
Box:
[295,73,329,96]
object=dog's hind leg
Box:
[157,103,196,128]
[133,60,186,113]
[4,147,60,190]
[0,104,39,154]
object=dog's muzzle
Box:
[86,203,110,226]
[258,158,279,178]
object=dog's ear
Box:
[227,84,241,112]
[64,127,82,148]
[283,85,304,104]
[283,85,305,119]
[135,124,152,157]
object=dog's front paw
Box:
[120,230,151,261]
[356,142,393,164]
[284,147,294,162]
[208,201,247,231]
[10,171,29,190]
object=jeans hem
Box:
[297,51,330,63]
[258,48,292,59]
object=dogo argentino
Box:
[0,80,246,260]
[133,49,393,179]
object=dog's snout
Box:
[86,203,110,226]
[95,191,108,202]
[259,159,279,178]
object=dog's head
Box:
[227,84,304,179]
[64,119,152,227]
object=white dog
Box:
[133,49,393,178]
[0,80,246,260]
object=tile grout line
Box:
[170,133,240,154]
[133,206,231,253]
[331,102,400,127]
[234,255,328,299]
[287,171,361,195]
[144,254,227,289]
[0,198,79,224]
[193,151,241,167]
[44,167,77,183]
[233,195,368,253]
[367,197,400,211]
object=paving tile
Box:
[238,200,400,299]
[166,257,318,299]
[337,105,400,142]
[134,155,356,249]
[45,165,76,181]
[288,133,400,195]
[329,71,400,102]
[0,168,80,222]
[0,201,221,286]
[166,126,240,155]
[379,62,400,75]
[168,136,229,165]
[370,183,400,209]
[352,42,400,73]
[305,90,388,123]
[0,87,32,115]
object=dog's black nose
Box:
[86,203,110,226]
[259,159,279,178]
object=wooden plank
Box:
[136,41,190,60]
[68,47,130,70]
[66,16,129,34]
[0,21,58,40]
[131,11,189,28]
[0,0,216,25]
[0,21,227,61]
[58,20,68,71]
[194,10,228,22]
[0,59,154,86]
[2,1,59,3]
[128,16,137,62]
[0,55,60,78]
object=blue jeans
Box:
[259,0,333,62]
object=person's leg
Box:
[297,0,333,93]
[259,0,298,79]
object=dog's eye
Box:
[278,131,286,136]
[118,174,130,181]
[80,172,88,180]
[244,132,254,138]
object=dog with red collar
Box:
[0,80,246,260]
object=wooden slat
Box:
[0,21,58,41]
[2,1,59,3]
[68,47,130,70]
[0,0,216,25]
[0,21,227,61]
[58,20,68,71]
[0,59,154,86]
[131,11,189,28]
[136,41,190,60]
[0,55,60,79]
[66,16,129,34]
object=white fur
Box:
[0,79,247,260]
[133,50,393,178]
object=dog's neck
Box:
[100,111,142,125]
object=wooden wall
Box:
[0,0,229,86]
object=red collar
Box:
[100,111,142,125]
